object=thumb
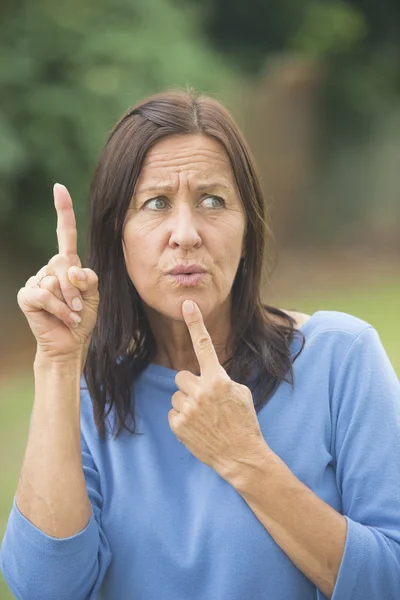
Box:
[68,266,99,298]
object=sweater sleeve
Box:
[327,326,400,600]
[0,395,112,600]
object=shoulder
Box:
[280,308,373,338]
[283,309,381,372]
[303,309,373,338]
[288,310,398,403]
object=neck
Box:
[144,298,232,374]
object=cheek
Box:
[123,225,147,275]
[215,221,245,262]
[122,221,164,287]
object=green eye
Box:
[144,195,225,210]
[145,197,168,210]
[201,195,225,208]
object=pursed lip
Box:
[168,264,207,275]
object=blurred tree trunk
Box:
[240,56,323,250]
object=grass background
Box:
[0,278,399,599]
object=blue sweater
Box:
[1,310,400,599]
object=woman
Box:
[1,89,399,600]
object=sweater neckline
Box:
[143,310,321,381]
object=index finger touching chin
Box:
[182,300,221,375]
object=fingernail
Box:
[183,300,195,313]
[73,268,85,281]
[70,312,81,324]
[72,298,83,311]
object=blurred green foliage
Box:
[184,0,400,248]
[0,0,239,258]
[185,0,400,137]
[1,0,399,258]
[291,2,367,56]
[188,0,366,70]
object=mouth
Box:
[168,272,207,287]
[168,265,207,276]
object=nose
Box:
[168,201,202,251]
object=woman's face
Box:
[122,133,246,322]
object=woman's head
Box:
[89,89,269,330]
[123,132,246,325]
[85,88,303,438]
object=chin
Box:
[151,297,210,321]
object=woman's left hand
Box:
[168,300,270,482]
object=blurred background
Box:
[1,0,399,596]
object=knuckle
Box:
[182,401,195,418]
[25,276,37,287]
[194,389,207,405]
[17,287,26,305]
[168,410,178,430]
[61,304,72,320]
[217,375,231,391]
[47,255,60,268]
[60,281,76,296]
[59,275,78,295]
[48,254,69,269]
[195,396,205,410]
[174,370,184,386]
[43,276,58,291]
[58,252,72,263]
[197,335,211,350]
[190,316,203,328]
[85,269,98,286]
[37,288,52,304]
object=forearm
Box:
[16,353,92,538]
[224,445,346,599]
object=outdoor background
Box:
[1,1,399,597]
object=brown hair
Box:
[84,88,305,439]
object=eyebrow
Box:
[135,180,232,196]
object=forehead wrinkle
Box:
[135,179,233,196]
[136,160,235,194]
[140,158,231,176]
[137,141,237,197]
[142,146,231,168]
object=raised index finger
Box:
[54,183,78,259]
[182,300,221,376]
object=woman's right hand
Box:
[17,183,99,362]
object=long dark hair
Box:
[84,88,305,439]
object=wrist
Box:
[34,350,83,374]
[218,438,275,491]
